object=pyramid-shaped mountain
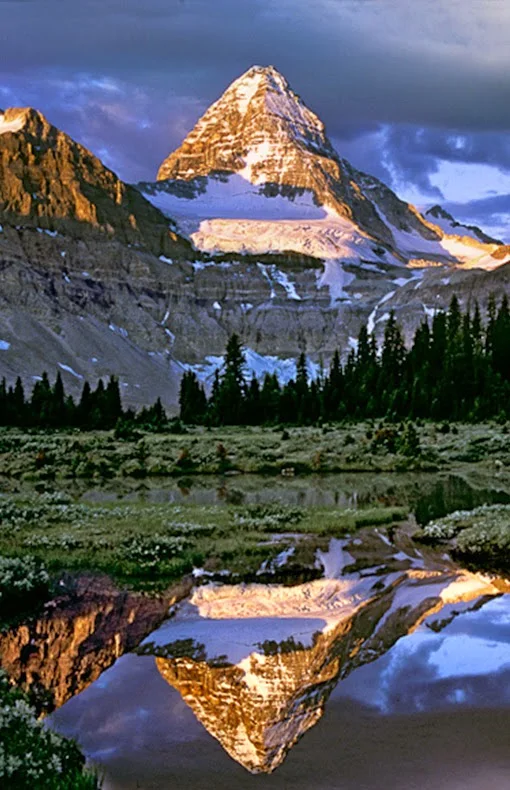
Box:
[144,66,506,269]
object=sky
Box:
[1,0,509,240]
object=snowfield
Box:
[182,348,322,386]
[0,111,25,135]
[143,175,510,270]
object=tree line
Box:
[180,295,510,425]
[0,371,167,431]
[1,294,508,431]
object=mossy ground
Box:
[0,492,406,591]
[0,421,508,484]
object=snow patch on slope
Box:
[258,263,301,300]
[376,205,507,269]
[316,260,355,304]
[0,112,25,135]
[182,348,321,386]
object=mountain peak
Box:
[426,204,455,222]
[156,65,335,185]
[0,107,32,135]
[228,65,295,103]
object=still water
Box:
[3,473,510,789]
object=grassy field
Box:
[0,421,508,484]
[0,421,509,598]
[0,491,406,594]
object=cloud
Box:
[443,193,510,242]
[0,0,508,234]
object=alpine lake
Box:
[2,424,510,788]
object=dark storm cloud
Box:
[443,193,510,241]
[0,0,509,227]
[2,0,510,133]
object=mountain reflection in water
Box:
[136,527,508,774]
[0,574,191,712]
[2,523,510,782]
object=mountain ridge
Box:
[0,69,509,406]
[0,106,191,259]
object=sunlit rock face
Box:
[145,530,504,774]
[149,66,509,271]
[0,107,190,258]
[0,575,191,711]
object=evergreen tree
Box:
[179,371,207,424]
[260,373,281,424]
[214,334,247,424]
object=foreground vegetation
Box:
[421,504,510,573]
[0,492,406,594]
[0,420,508,484]
[0,673,99,789]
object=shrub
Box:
[0,556,50,620]
[398,423,421,457]
[0,672,100,789]
[113,418,140,442]
[371,427,398,453]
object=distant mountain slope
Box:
[425,205,502,245]
[0,78,509,408]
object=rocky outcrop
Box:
[0,574,191,711]
[0,107,191,259]
[1,218,510,408]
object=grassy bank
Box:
[0,421,509,484]
[0,493,406,592]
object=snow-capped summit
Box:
[141,66,509,271]
[155,64,403,243]
[150,66,440,255]
[157,65,336,183]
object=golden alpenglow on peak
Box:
[151,66,454,251]
[139,541,502,774]
[0,105,191,258]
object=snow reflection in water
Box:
[43,523,510,784]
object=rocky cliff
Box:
[0,107,190,258]
[0,72,509,406]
